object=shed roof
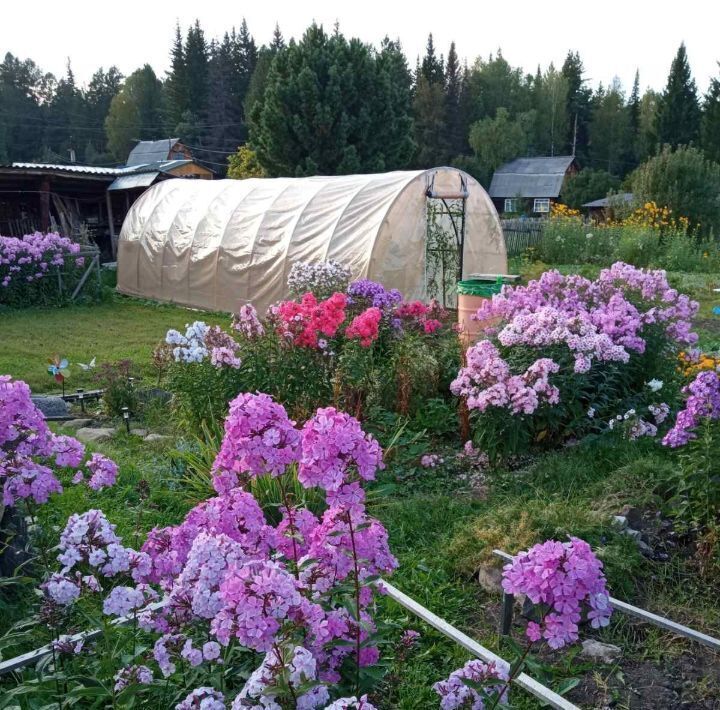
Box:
[127,139,181,166]
[8,159,195,180]
[108,172,160,191]
[583,192,634,208]
[489,156,576,198]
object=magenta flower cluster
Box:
[433,659,509,709]
[40,392,396,706]
[0,232,82,289]
[0,376,119,507]
[451,340,560,415]
[662,370,720,447]
[501,537,612,649]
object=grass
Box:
[2,267,720,708]
[0,295,224,394]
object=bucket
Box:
[457,277,503,347]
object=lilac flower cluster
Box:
[450,341,560,415]
[114,664,153,692]
[0,232,82,290]
[346,278,403,315]
[324,696,377,709]
[1,376,118,507]
[502,537,612,649]
[662,370,720,447]
[232,304,265,339]
[433,659,509,709]
[287,260,352,299]
[176,687,226,710]
[166,322,241,369]
[420,454,444,468]
[212,392,301,492]
[41,393,396,705]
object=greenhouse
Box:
[116,167,507,313]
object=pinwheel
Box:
[47,354,70,395]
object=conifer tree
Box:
[656,43,700,147]
[701,65,720,164]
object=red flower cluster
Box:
[397,299,446,336]
[277,292,347,348]
[346,307,382,347]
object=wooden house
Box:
[489,156,578,215]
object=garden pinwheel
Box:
[47,354,70,395]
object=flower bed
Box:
[451,262,698,461]
[0,232,87,307]
[164,264,460,427]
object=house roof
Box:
[8,159,194,179]
[583,192,634,208]
[126,138,181,166]
[489,156,576,199]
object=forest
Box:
[1,19,720,205]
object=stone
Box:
[62,418,94,430]
[476,564,503,594]
[637,540,654,556]
[623,527,642,541]
[75,427,116,443]
[130,428,148,437]
[30,395,69,419]
[144,433,171,443]
[581,639,621,663]
[612,515,628,530]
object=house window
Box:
[533,198,550,213]
[504,198,518,213]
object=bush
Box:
[631,145,720,235]
[451,263,696,462]
[0,232,88,307]
[94,359,140,417]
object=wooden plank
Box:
[0,601,166,675]
[492,549,720,652]
[380,580,580,710]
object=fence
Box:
[502,218,545,256]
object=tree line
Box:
[1,20,719,198]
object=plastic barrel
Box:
[457,278,503,347]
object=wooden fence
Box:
[502,218,545,256]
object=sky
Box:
[2,0,719,94]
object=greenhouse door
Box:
[424,173,468,309]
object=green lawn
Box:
[0,296,225,393]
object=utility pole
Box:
[571,113,578,157]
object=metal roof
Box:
[127,139,180,166]
[108,172,161,191]
[489,156,576,199]
[8,159,194,179]
[583,192,634,208]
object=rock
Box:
[62,418,94,430]
[144,433,171,443]
[612,515,628,530]
[130,428,148,437]
[30,395,69,419]
[619,505,643,528]
[581,639,622,663]
[623,527,642,541]
[476,564,503,594]
[637,540,654,556]
[76,427,116,443]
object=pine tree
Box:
[44,61,86,161]
[86,67,123,159]
[271,23,285,51]
[656,43,700,147]
[532,63,569,156]
[588,78,631,175]
[701,65,720,164]
[444,42,463,157]
[625,70,641,170]
[250,24,414,176]
[184,20,209,124]
[164,23,187,131]
[561,51,591,159]
[420,34,444,85]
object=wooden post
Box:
[39,178,50,233]
[106,191,116,259]
[500,592,514,636]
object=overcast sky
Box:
[2,0,719,94]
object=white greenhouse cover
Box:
[116,168,507,313]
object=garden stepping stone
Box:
[581,640,621,663]
[30,396,69,420]
[75,427,116,443]
[130,428,148,437]
[143,433,171,443]
[62,418,94,430]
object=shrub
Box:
[0,232,87,307]
[94,359,140,417]
[451,263,697,462]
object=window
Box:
[504,198,518,213]
[533,198,550,213]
